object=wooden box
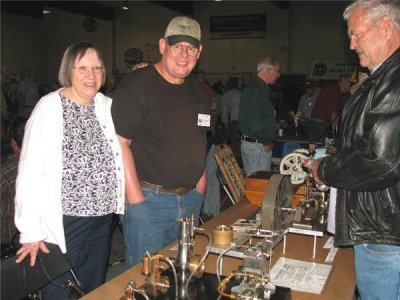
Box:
[244,171,273,205]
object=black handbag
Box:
[1,242,84,300]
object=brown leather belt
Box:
[140,181,191,196]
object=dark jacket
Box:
[239,76,277,145]
[318,48,400,247]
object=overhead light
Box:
[43,9,52,14]
[121,0,129,10]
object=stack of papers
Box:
[270,257,332,294]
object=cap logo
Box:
[179,24,191,34]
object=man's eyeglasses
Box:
[73,66,104,74]
[168,44,199,57]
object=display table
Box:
[82,199,355,300]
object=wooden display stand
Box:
[82,200,355,300]
[213,144,245,204]
[214,144,306,206]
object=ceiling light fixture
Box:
[121,0,129,10]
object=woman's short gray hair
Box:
[343,0,400,29]
[58,41,106,87]
[256,56,280,72]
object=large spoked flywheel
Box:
[261,174,293,231]
[279,152,308,185]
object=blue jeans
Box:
[122,187,204,267]
[354,244,400,300]
[240,140,272,177]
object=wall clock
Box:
[83,17,97,32]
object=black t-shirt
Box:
[112,66,207,189]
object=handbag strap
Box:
[38,257,67,288]
[20,256,67,294]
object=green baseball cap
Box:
[164,16,201,48]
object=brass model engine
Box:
[139,217,208,300]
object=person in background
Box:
[212,71,230,117]
[1,69,10,151]
[1,117,26,251]
[297,79,320,119]
[308,74,351,142]
[15,68,40,119]
[221,79,241,141]
[124,47,149,71]
[196,69,210,86]
[239,56,280,176]
[310,1,400,299]
[196,69,218,138]
[102,73,119,97]
[112,16,208,267]
[14,41,124,299]
[240,71,253,90]
[211,71,230,95]
[297,79,321,137]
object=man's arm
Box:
[118,135,144,204]
[195,169,206,195]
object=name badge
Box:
[198,113,210,127]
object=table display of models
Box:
[114,144,341,300]
[119,215,291,300]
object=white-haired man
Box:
[311,1,400,299]
[239,56,280,176]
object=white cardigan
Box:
[14,90,125,253]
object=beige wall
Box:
[288,1,354,78]
[1,1,355,87]
[194,1,289,83]
[1,8,113,85]
[1,12,46,83]
[113,2,179,73]
[42,8,113,85]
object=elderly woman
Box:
[14,41,124,298]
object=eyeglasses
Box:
[267,67,280,74]
[168,44,199,57]
[73,66,104,74]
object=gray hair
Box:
[343,0,400,29]
[58,41,106,87]
[256,56,280,72]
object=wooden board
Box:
[213,144,245,203]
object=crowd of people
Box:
[1,1,399,299]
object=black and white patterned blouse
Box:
[60,94,117,216]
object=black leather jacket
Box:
[318,48,400,247]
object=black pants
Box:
[41,214,113,299]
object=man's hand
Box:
[264,144,273,152]
[310,158,324,185]
[195,170,206,196]
[16,241,49,267]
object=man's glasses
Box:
[73,66,104,74]
[168,44,199,57]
